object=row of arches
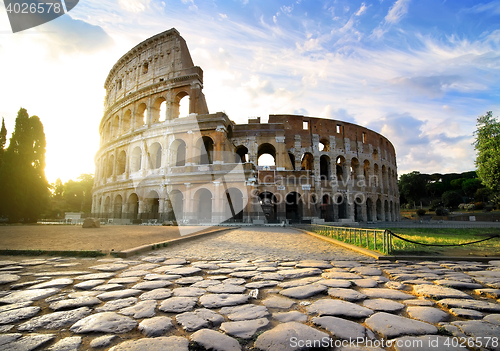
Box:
[94,187,398,223]
[101,93,191,144]
[97,136,214,180]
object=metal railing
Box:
[310,225,392,254]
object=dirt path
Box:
[0,225,216,252]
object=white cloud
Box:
[355,3,369,16]
[385,0,411,24]
[118,0,151,12]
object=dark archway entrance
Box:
[286,192,302,223]
[259,192,277,222]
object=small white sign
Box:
[469,216,476,222]
[302,184,311,190]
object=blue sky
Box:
[0,0,499,183]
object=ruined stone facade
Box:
[92,28,400,224]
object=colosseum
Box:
[91,28,400,226]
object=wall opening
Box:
[257,143,276,167]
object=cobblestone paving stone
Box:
[0,227,500,350]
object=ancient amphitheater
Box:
[91,28,400,224]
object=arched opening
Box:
[170,139,186,166]
[149,142,162,169]
[127,193,139,220]
[142,62,149,74]
[320,155,330,180]
[122,110,132,133]
[112,115,119,138]
[321,194,334,222]
[179,95,190,117]
[224,188,244,222]
[257,143,276,167]
[197,136,214,165]
[173,92,190,119]
[336,156,345,182]
[104,196,111,217]
[131,147,142,172]
[372,149,379,161]
[301,153,314,171]
[366,198,373,222]
[335,194,348,219]
[384,200,390,221]
[152,97,167,123]
[144,190,160,220]
[319,138,330,152]
[235,146,249,163]
[114,195,123,219]
[195,188,212,222]
[354,195,363,222]
[136,103,147,127]
[286,192,302,222]
[259,192,277,222]
[117,150,126,175]
[376,198,383,221]
[363,160,371,181]
[168,190,183,221]
[107,155,114,178]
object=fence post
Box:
[383,230,386,254]
[374,230,377,251]
[366,230,369,249]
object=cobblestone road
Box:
[0,227,499,351]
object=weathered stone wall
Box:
[92,29,400,224]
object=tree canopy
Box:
[0,108,49,222]
[474,111,500,193]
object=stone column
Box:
[275,136,286,171]
[213,126,225,164]
[212,181,223,224]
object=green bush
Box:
[435,207,449,216]
[416,209,426,217]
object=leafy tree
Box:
[0,108,49,222]
[398,171,427,204]
[474,111,500,193]
[442,190,463,209]
[462,178,483,197]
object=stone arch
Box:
[366,197,374,222]
[170,139,186,166]
[122,109,132,133]
[363,160,371,185]
[149,142,162,169]
[376,198,383,221]
[319,138,330,152]
[173,91,190,119]
[235,145,249,163]
[384,199,390,221]
[117,150,126,175]
[103,196,111,216]
[196,136,214,165]
[152,97,167,124]
[168,190,184,221]
[194,188,212,222]
[131,146,142,172]
[286,192,303,222]
[112,115,120,138]
[320,155,331,180]
[127,193,139,219]
[373,163,380,188]
[336,156,346,181]
[136,103,147,128]
[321,194,334,222]
[107,154,114,178]
[224,188,244,222]
[114,195,123,218]
[301,153,314,171]
[257,143,276,166]
[259,191,277,222]
[335,193,348,219]
[144,190,160,220]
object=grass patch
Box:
[0,249,106,257]
[389,228,500,256]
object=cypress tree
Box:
[2,108,49,222]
